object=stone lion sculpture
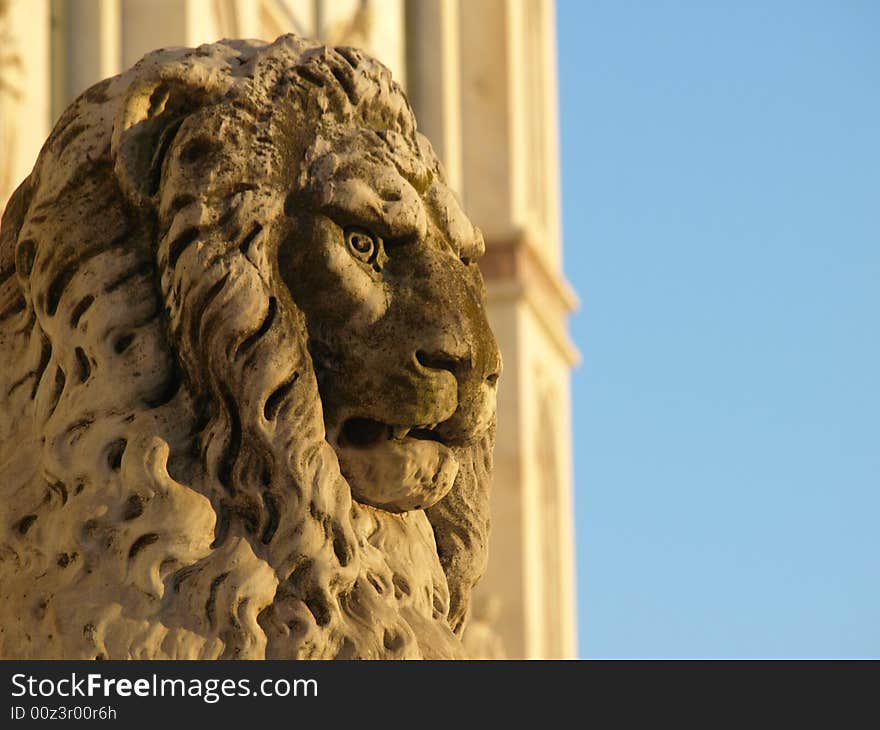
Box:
[0,35,500,659]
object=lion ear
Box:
[112,61,232,208]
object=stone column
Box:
[65,0,121,103]
[404,0,462,192]
[457,0,579,659]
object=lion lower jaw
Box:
[334,437,459,513]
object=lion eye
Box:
[345,228,377,262]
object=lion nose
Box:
[416,336,501,386]
[415,346,469,376]
[483,339,502,387]
[414,331,474,376]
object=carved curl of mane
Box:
[0,36,492,659]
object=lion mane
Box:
[0,35,493,659]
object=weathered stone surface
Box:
[0,35,500,659]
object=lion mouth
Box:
[340,417,446,448]
[331,417,458,513]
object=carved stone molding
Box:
[480,229,579,365]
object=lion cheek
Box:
[335,440,459,513]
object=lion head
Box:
[0,35,500,659]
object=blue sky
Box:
[557,0,879,658]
